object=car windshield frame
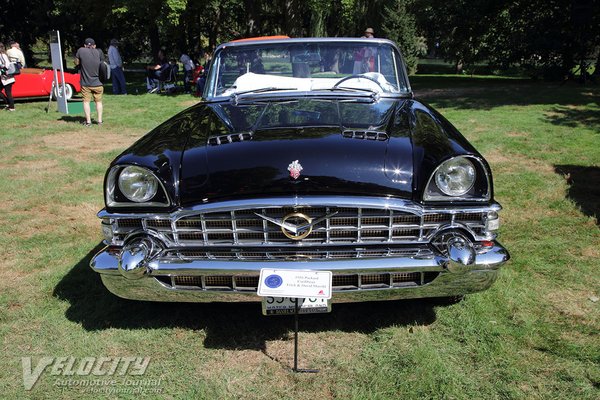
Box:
[203,37,412,100]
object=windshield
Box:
[205,40,411,99]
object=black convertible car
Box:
[91,37,509,306]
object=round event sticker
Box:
[265,274,283,289]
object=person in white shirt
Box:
[108,39,127,95]
[179,53,195,93]
[6,40,25,67]
[0,42,16,111]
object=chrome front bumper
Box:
[90,240,509,303]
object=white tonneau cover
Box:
[223,72,395,95]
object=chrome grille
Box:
[174,207,423,245]
[161,272,439,292]
[110,206,489,247]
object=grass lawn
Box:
[0,75,598,399]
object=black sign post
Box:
[292,298,319,373]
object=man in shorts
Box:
[75,38,104,126]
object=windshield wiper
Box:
[311,87,380,102]
[230,87,298,104]
[315,86,377,94]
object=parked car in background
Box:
[91,37,509,307]
[11,68,80,100]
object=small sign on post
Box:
[257,268,333,373]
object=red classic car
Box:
[11,68,81,100]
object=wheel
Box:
[53,84,74,100]
[333,74,386,90]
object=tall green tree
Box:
[381,0,426,73]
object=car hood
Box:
[177,98,415,205]
[110,97,481,210]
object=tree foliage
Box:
[415,0,600,78]
[1,0,598,79]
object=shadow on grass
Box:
[54,244,438,351]
[58,115,87,124]
[411,76,599,112]
[554,165,600,226]
[545,106,600,131]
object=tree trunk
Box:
[149,23,160,58]
[208,7,221,51]
[284,0,304,37]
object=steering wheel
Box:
[332,74,385,90]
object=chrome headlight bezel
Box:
[105,165,171,208]
[424,156,491,202]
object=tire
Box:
[53,84,74,100]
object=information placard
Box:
[257,269,332,299]
[49,30,68,114]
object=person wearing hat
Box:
[354,28,377,73]
[75,38,104,126]
[108,38,127,95]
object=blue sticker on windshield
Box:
[265,274,283,289]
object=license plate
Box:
[261,297,331,316]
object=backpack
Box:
[99,60,111,83]
[6,60,21,75]
[1,55,19,76]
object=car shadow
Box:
[54,244,439,351]
[554,165,600,226]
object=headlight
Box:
[118,166,159,202]
[434,158,476,196]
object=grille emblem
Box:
[287,160,303,180]
[281,212,313,240]
[254,210,339,241]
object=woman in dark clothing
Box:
[0,43,16,111]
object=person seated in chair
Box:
[146,49,169,92]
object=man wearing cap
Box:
[364,28,375,38]
[75,38,104,126]
[108,38,127,95]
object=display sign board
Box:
[49,31,68,113]
[257,269,332,299]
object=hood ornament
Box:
[287,160,303,180]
